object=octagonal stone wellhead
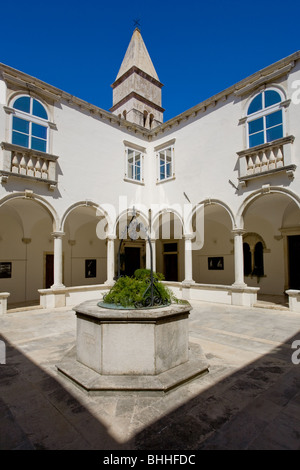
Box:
[56,300,209,395]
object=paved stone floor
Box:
[0,300,300,450]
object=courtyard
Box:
[0,299,299,450]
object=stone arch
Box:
[238,186,300,295]
[60,201,113,234]
[60,201,111,287]
[151,207,185,238]
[151,208,185,282]
[0,192,59,304]
[186,199,236,234]
[0,192,59,230]
[114,208,149,238]
[236,187,300,228]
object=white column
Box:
[183,234,194,284]
[232,229,246,287]
[146,239,156,272]
[51,232,65,288]
[106,235,116,285]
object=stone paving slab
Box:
[0,301,300,450]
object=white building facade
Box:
[0,29,299,311]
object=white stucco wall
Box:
[0,54,299,303]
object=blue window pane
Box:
[265,90,281,108]
[32,99,48,119]
[136,167,141,180]
[13,96,30,113]
[12,131,29,148]
[248,93,262,115]
[266,125,283,142]
[31,137,47,152]
[166,162,171,178]
[160,169,165,180]
[32,122,47,139]
[249,132,264,148]
[248,117,263,135]
[12,116,29,134]
[266,110,282,129]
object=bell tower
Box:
[110,28,164,129]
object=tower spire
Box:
[110,29,164,129]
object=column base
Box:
[182,280,195,287]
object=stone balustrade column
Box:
[51,231,65,288]
[232,229,246,287]
[106,234,116,285]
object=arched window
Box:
[243,242,252,276]
[247,89,283,148]
[253,242,264,277]
[11,96,49,152]
[243,234,266,279]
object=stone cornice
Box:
[1,50,299,141]
[111,66,163,89]
[110,91,165,113]
[148,50,300,139]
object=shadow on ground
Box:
[1,327,300,450]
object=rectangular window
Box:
[158,146,174,181]
[126,148,142,182]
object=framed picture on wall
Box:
[85,259,96,278]
[0,262,12,278]
[208,257,224,270]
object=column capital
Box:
[183,233,194,240]
[51,231,65,239]
[231,228,245,236]
[106,234,117,241]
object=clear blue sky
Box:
[1,0,299,122]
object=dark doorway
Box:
[163,243,178,281]
[288,235,300,289]
[124,247,141,277]
[45,253,54,288]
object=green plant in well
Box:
[133,268,165,281]
[102,270,177,308]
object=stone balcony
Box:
[237,135,296,187]
[0,142,58,190]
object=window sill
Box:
[0,169,57,190]
[237,135,295,157]
[237,135,295,185]
[1,142,58,161]
[156,175,176,185]
[123,177,145,186]
[239,164,296,186]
